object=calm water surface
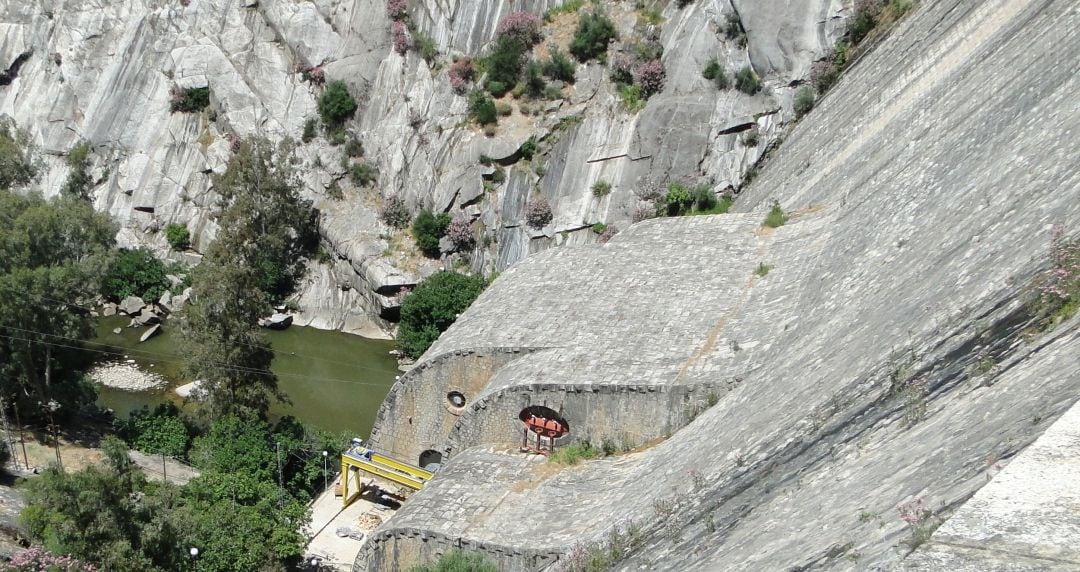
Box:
[93,316,400,436]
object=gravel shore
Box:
[89,362,168,392]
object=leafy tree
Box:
[318,80,357,127]
[569,12,617,62]
[62,141,93,198]
[102,248,169,301]
[0,116,38,189]
[211,137,317,299]
[523,60,547,97]
[0,190,116,416]
[398,271,487,359]
[20,437,192,571]
[165,223,191,251]
[412,210,452,258]
[182,257,283,420]
[115,403,191,458]
[181,138,317,419]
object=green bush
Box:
[703,58,729,89]
[543,46,576,82]
[518,137,537,160]
[318,80,358,126]
[413,30,438,64]
[523,60,546,97]
[409,550,499,572]
[468,90,497,125]
[484,35,528,96]
[165,223,191,251]
[693,186,717,211]
[592,180,612,197]
[345,137,364,158]
[114,403,191,458]
[412,210,452,258]
[170,86,210,113]
[591,222,607,234]
[569,11,618,62]
[762,200,788,228]
[351,162,377,186]
[301,118,317,143]
[794,86,816,118]
[619,84,645,112]
[398,271,487,359]
[664,183,694,216]
[734,65,761,94]
[549,441,601,465]
[102,248,170,301]
[755,262,770,277]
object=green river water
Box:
[93,316,400,436]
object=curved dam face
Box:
[361,0,1080,569]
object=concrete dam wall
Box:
[361,0,1080,569]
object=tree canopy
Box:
[398,271,487,359]
[181,137,317,420]
[0,188,117,418]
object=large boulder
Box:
[118,296,145,315]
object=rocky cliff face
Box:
[356,0,1080,569]
[0,0,841,334]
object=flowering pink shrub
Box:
[446,217,475,250]
[379,193,411,229]
[448,57,475,95]
[8,547,97,571]
[386,0,408,21]
[897,496,931,526]
[634,59,666,97]
[1040,224,1080,304]
[598,225,619,244]
[632,201,658,223]
[1031,224,1080,329]
[302,65,325,86]
[392,21,411,55]
[225,134,241,153]
[496,11,543,46]
[525,197,553,229]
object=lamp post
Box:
[189,546,199,570]
[322,450,328,492]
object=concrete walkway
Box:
[305,475,397,571]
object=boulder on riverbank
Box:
[118,296,145,315]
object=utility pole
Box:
[162,452,168,482]
[276,441,284,505]
[0,396,17,469]
[13,400,28,470]
[44,346,62,471]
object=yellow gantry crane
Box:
[341,439,434,507]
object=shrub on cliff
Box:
[165,223,191,251]
[412,210,451,258]
[734,65,761,95]
[398,271,487,359]
[569,11,617,62]
[468,90,497,125]
[794,86,816,118]
[318,81,357,127]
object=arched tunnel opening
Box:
[419,450,443,471]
